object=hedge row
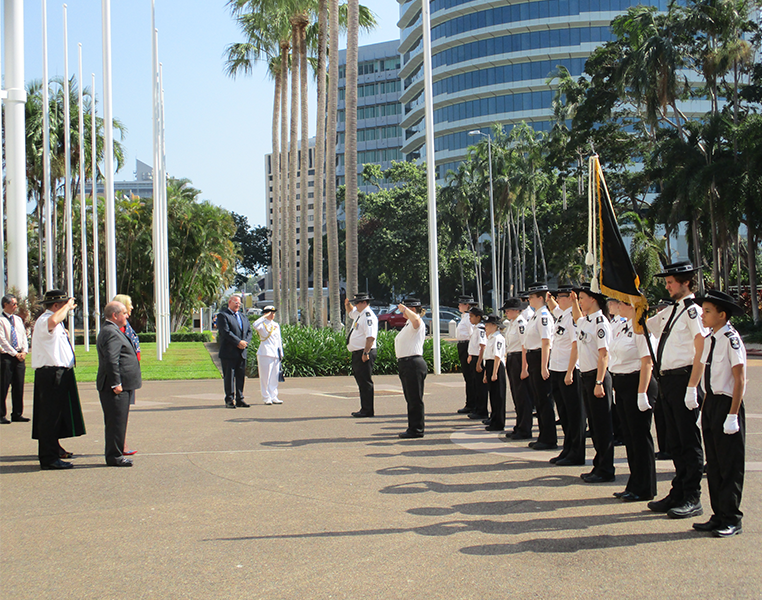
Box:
[73,331,212,345]
[245,324,461,378]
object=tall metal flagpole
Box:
[91,73,101,335]
[63,5,75,346]
[159,63,170,353]
[102,0,117,301]
[3,0,29,297]
[78,44,89,351]
[151,8,161,359]
[421,0,441,373]
[42,0,53,288]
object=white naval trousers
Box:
[258,355,280,402]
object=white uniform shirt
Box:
[483,331,506,364]
[523,306,553,351]
[549,306,576,372]
[609,319,654,374]
[576,310,611,373]
[610,315,627,338]
[347,306,378,352]
[253,316,283,358]
[31,311,75,369]
[701,323,747,397]
[455,312,473,342]
[395,318,426,358]
[467,323,487,356]
[0,312,28,355]
[503,315,526,354]
[648,295,707,370]
[521,306,534,322]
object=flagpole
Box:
[91,72,101,335]
[63,5,75,346]
[102,0,117,301]
[78,43,89,351]
[151,4,161,359]
[159,62,170,352]
[41,0,53,289]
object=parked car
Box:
[422,308,462,334]
[377,309,407,330]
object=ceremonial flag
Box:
[586,155,649,332]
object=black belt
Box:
[37,365,72,371]
[660,366,691,377]
[397,355,423,362]
[508,351,522,356]
[611,371,638,378]
[457,340,469,345]
[526,349,541,355]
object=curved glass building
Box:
[397,0,669,178]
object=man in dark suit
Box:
[217,294,253,408]
[96,301,142,467]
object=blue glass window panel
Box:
[512,4,521,21]
[480,69,488,86]
[487,66,496,85]
[531,61,542,79]
[559,27,570,45]
[570,28,580,45]
[569,0,579,13]
[549,29,560,47]
[591,0,600,10]
[523,93,533,110]
[540,30,550,47]
[529,2,539,19]
[486,37,495,55]
[520,3,529,20]
[549,0,560,17]
[477,10,487,28]
[505,94,514,112]
[580,0,590,11]
[530,31,541,49]
[522,62,532,80]
[496,95,505,113]
[540,1,550,18]
[581,27,591,42]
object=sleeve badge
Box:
[730,336,740,350]
[688,307,697,319]
[541,317,548,326]
[597,329,605,339]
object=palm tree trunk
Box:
[325,0,342,330]
[279,41,290,323]
[532,199,548,282]
[344,0,359,307]
[288,24,300,325]
[271,64,282,317]
[507,208,513,296]
[298,18,310,326]
[748,229,759,324]
[312,0,328,328]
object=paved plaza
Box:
[2,359,761,599]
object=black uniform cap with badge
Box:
[500,297,523,312]
[574,283,608,315]
[694,289,745,319]
[522,282,550,297]
[458,294,478,306]
[469,306,485,318]
[351,292,374,304]
[482,314,504,327]
[41,289,72,306]
[550,284,575,297]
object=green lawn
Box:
[24,342,221,383]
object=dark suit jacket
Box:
[217,306,253,361]
[96,321,143,392]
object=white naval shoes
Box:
[271,398,283,404]
[264,399,273,405]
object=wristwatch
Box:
[595,380,603,386]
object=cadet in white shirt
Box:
[691,290,746,537]
[466,307,489,420]
[395,298,427,439]
[455,295,479,415]
[609,300,657,502]
[606,298,627,445]
[345,293,379,418]
[482,314,507,431]
[575,286,615,483]
[521,283,557,450]
[647,262,707,519]
[546,286,585,465]
[502,298,533,440]
[253,306,284,405]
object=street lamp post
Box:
[469,130,498,312]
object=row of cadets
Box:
[501,298,533,440]
[521,283,558,449]
[482,314,507,431]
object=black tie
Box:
[704,336,716,397]
[656,303,679,372]
[346,315,359,345]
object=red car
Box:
[377,308,407,330]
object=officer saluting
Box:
[647,261,707,519]
[346,293,379,418]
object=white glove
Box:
[684,387,699,410]
[723,414,740,435]
[637,392,652,412]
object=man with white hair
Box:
[217,294,253,408]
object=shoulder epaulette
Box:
[595,316,604,324]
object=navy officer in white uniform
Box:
[346,293,378,418]
[395,298,427,439]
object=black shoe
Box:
[582,473,615,483]
[11,415,30,422]
[481,419,491,425]
[654,451,672,461]
[529,442,558,450]
[667,498,703,519]
[648,495,680,513]
[41,459,73,470]
[613,438,625,447]
[235,401,250,408]
[549,454,565,464]
[457,406,473,414]
[693,519,721,532]
[508,432,531,440]
[613,491,627,499]
[485,425,504,432]
[398,430,424,439]
[556,457,585,466]
[468,413,489,420]
[0,417,9,424]
[107,458,133,467]
[225,403,236,409]
[621,492,647,502]
[712,524,742,537]
[351,411,374,418]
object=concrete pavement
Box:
[1,360,761,599]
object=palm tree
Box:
[343,0,359,306]
[312,0,328,327]
[296,13,311,326]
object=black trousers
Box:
[659,371,704,502]
[702,394,745,527]
[468,355,489,416]
[580,369,615,478]
[506,352,533,436]
[1,353,25,418]
[526,351,557,445]
[99,388,133,465]
[32,367,86,466]
[484,359,507,430]
[653,387,670,453]
[352,349,377,414]
[398,355,427,433]
[550,368,585,461]
[221,357,246,404]
[612,372,657,499]
[458,341,474,409]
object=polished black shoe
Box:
[398,430,424,439]
[621,492,645,502]
[549,454,564,464]
[482,418,491,425]
[508,432,532,440]
[11,415,30,422]
[654,451,672,461]
[225,402,236,409]
[693,519,721,532]
[613,438,625,447]
[556,457,585,466]
[59,450,75,459]
[667,498,703,519]
[613,490,627,499]
[235,401,250,408]
[648,495,679,513]
[351,411,374,418]
[712,524,742,538]
[457,406,473,414]
[107,458,133,467]
[468,413,489,420]
[582,473,615,483]
[529,441,558,450]
[485,425,504,432]
[0,417,10,424]
[41,459,73,470]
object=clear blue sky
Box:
[12,0,401,228]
